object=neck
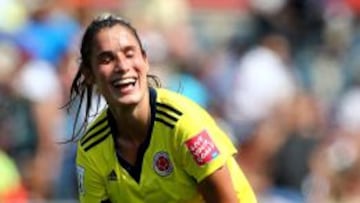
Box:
[109,93,151,143]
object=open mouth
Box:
[112,78,136,88]
[111,77,137,89]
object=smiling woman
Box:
[65,13,257,203]
[87,23,149,107]
[65,13,160,139]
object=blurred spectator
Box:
[0,1,82,201]
[304,131,360,203]
[227,32,297,144]
[0,41,29,203]
[336,85,360,135]
[272,93,323,200]
[13,59,64,200]
[14,0,80,66]
[0,0,28,34]
[236,115,289,196]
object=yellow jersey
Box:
[76,88,256,203]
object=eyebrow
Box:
[121,45,136,52]
[104,45,138,57]
[96,51,114,58]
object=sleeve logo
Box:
[185,130,219,166]
[76,165,85,195]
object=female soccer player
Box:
[67,13,257,203]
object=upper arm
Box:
[198,165,238,203]
[177,111,237,182]
[177,114,239,202]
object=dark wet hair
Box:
[64,13,161,142]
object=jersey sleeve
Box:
[176,109,237,182]
[76,143,109,203]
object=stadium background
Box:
[1,0,360,202]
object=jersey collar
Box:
[108,87,157,183]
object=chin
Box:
[115,93,143,106]
[106,85,147,107]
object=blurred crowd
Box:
[1,0,360,202]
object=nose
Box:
[114,52,129,73]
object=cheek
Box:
[143,64,150,75]
[133,59,149,75]
[92,67,110,87]
[95,64,112,77]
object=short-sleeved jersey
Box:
[76,88,257,203]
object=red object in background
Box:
[62,0,249,11]
[187,0,248,10]
[62,0,122,9]
[346,0,360,13]
[1,184,28,203]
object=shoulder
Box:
[154,88,215,131]
[76,108,116,181]
[77,108,112,153]
[156,88,206,116]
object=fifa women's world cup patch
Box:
[76,165,85,195]
[185,130,219,166]
[153,151,173,177]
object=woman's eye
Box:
[125,50,134,58]
[98,53,114,64]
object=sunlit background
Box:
[1,0,360,202]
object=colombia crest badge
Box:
[153,151,173,177]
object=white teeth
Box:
[112,78,136,86]
[119,78,135,85]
